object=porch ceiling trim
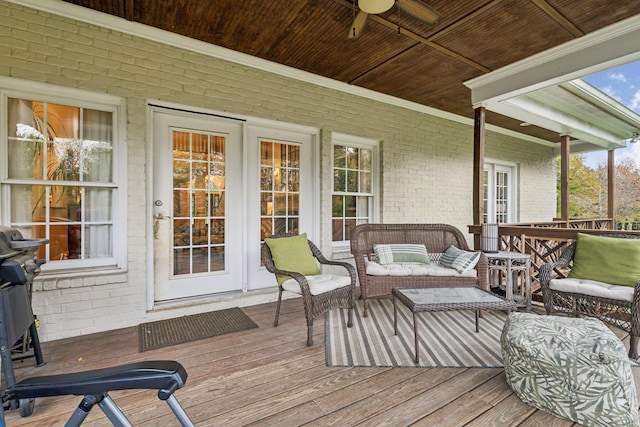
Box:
[465,14,640,149]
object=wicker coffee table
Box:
[392,287,517,363]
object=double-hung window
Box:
[1,79,126,271]
[484,161,516,224]
[331,133,378,246]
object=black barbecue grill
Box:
[0,226,48,414]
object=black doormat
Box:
[138,307,258,352]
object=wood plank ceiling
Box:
[61,0,640,142]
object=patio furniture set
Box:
[261,224,640,358]
[262,224,506,353]
[261,224,640,426]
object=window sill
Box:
[33,267,127,291]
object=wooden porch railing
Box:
[497,218,614,230]
[468,218,640,300]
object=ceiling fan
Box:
[347,0,442,39]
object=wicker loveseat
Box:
[539,233,640,359]
[350,223,488,317]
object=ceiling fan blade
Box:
[396,0,442,25]
[347,10,369,39]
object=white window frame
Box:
[0,76,127,272]
[484,159,517,224]
[331,132,379,249]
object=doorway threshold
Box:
[147,288,295,320]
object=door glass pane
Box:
[483,169,489,223]
[192,247,208,274]
[496,171,509,223]
[172,130,226,276]
[259,140,300,241]
[288,145,300,168]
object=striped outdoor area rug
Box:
[325,298,508,368]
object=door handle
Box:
[154,213,172,220]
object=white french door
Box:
[152,110,243,301]
[484,162,516,224]
[245,124,317,290]
[151,108,317,302]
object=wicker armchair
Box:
[539,234,640,359]
[261,233,355,346]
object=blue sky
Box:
[581,61,640,167]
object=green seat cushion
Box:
[373,244,430,265]
[568,233,640,287]
[440,245,481,274]
[264,233,320,286]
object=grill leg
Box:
[0,341,18,410]
[28,322,45,367]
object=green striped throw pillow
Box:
[440,245,480,273]
[373,244,430,265]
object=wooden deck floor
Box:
[4,297,635,426]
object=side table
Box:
[486,251,532,312]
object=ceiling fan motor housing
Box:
[359,0,395,14]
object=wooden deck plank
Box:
[411,372,516,427]
[518,410,577,426]
[4,298,637,427]
[203,368,391,426]
[353,368,504,427]
[462,393,538,426]
[312,367,429,413]
[244,401,325,427]
[306,369,465,426]
[96,353,328,426]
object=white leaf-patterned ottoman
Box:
[501,312,639,427]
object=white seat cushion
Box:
[365,261,477,278]
[549,277,634,303]
[281,274,351,296]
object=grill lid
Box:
[0,226,48,285]
[0,226,49,259]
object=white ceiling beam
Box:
[563,80,640,128]
[484,96,625,149]
[465,14,640,104]
[505,97,625,148]
[465,13,640,149]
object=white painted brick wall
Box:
[485,131,557,222]
[1,1,557,341]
